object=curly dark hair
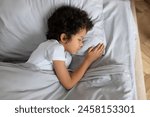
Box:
[46,5,93,41]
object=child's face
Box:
[64,29,86,54]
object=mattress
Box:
[0,0,137,100]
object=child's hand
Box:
[85,43,105,63]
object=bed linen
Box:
[0,0,106,61]
[0,0,137,100]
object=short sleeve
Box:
[47,44,66,61]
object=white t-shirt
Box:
[27,40,72,70]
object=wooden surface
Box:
[131,0,147,99]
[135,0,150,99]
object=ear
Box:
[60,33,67,43]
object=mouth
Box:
[76,48,81,52]
[72,50,79,54]
[71,48,81,54]
[78,47,81,50]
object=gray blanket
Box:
[0,62,133,100]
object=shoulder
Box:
[46,40,66,60]
[54,43,64,52]
[47,40,64,51]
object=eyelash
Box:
[78,39,82,41]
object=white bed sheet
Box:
[103,0,137,99]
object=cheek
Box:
[67,39,80,50]
[68,43,78,53]
[68,41,77,47]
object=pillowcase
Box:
[0,0,106,62]
[70,0,106,55]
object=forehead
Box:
[74,28,87,37]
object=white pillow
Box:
[70,0,106,55]
[0,0,106,62]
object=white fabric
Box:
[0,0,105,62]
[27,40,72,70]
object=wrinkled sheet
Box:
[0,62,134,100]
[0,0,136,100]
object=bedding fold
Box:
[0,62,133,100]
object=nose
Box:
[80,41,83,47]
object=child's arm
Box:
[53,43,104,90]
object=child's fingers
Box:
[96,44,105,56]
[94,43,104,51]
[88,43,105,54]
[95,43,101,49]
[88,46,94,53]
[98,43,105,51]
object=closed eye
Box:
[78,38,82,41]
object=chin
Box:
[71,52,76,54]
[71,51,77,55]
[69,49,78,54]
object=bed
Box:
[131,0,146,99]
[0,0,146,99]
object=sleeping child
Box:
[27,5,105,90]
